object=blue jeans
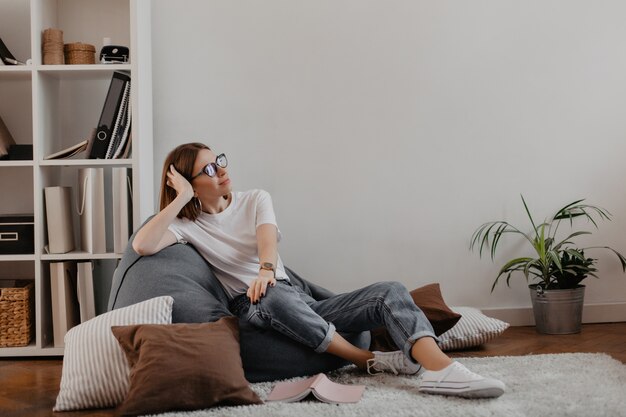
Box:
[229,280,438,361]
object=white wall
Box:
[151,1,626,322]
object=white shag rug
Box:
[148,353,626,417]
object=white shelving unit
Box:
[0,0,153,357]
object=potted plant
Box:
[470,196,626,334]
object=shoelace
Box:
[366,356,400,375]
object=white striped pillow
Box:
[53,296,174,411]
[438,306,509,351]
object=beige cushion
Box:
[439,306,510,351]
[112,317,262,415]
[53,296,174,411]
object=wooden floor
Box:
[1,323,625,417]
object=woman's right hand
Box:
[166,164,194,202]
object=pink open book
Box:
[266,373,365,404]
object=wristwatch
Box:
[259,262,276,278]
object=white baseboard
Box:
[481,302,626,326]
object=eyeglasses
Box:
[190,153,228,180]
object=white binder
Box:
[44,186,75,254]
[50,262,80,348]
[112,167,132,253]
[77,168,106,254]
[76,262,96,322]
[106,80,131,159]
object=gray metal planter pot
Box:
[529,284,586,334]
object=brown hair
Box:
[159,142,210,221]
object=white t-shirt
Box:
[168,189,289,299]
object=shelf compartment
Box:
[36,71,126,159]
[0,74,33,147]
[0,0,31,67]
[33,0,131,67]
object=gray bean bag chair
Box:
[107,227,370,383]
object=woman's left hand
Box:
[247,270,276,304]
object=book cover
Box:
[77,168,106,254]
[44,140,88,160]
[50,261,80,348]
[89,71,131,159]
[76,262,96,322]
[112,167,132,253]
[44,186,75,254]
[266,373,365,404]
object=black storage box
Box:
[0,144,33,161]
[0,215,34,254]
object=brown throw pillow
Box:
[369,283,462,352]
[111,317,262,416]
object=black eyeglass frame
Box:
[190,153,228,180]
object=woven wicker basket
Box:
[0,281,34,347]
[64,42,96,65]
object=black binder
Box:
[89,71,131,159]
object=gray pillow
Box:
[108,229,370,382]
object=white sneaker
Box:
[366,350,424,376]
[418,361,505,398]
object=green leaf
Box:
[491,223,508,260]
[565,249,585,260]
[554,199,586,219]
[547,250,562,271]
[553,231,591,250]
[479,223,497,258]
[491,257,534,292]
[521,195,539,236]
[597,246,626,272]
[498,257,535,274]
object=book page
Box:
[267,373,364,404]
[266,374,321,402]
[312,375,365,404]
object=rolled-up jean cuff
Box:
[314,322,336,353]
[403,330,439,362]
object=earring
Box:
[193,197,203,212]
